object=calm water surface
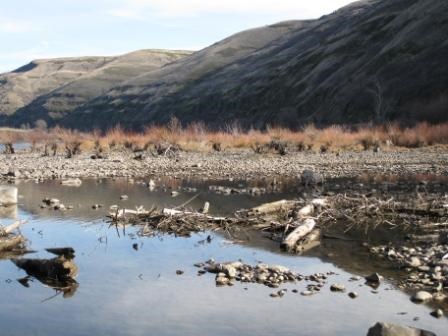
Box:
[0,178,446,336]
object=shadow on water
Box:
[0,177,446,335]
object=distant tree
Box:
[368,76,390,123]
[34,119,48,130]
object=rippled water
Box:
[0,178,446,336]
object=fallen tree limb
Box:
[2,220,26,235]
[281,218,316,251]
[250,200,299,215]
[294,228,322,254]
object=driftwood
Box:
[281,218,316,251]
[61,178,82,187]
[294,228,322,254]
[297,204,315,218]
[1,220,26,235]
[0,235,24,252]
[250,200,299,215]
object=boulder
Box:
[367,322,436,336]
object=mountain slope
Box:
[0,50,190,126]
[4,20,307,128]
[62,0,448,130]
[0,56,114,116]
[2,0,448,130]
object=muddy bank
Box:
[1,148,447,181]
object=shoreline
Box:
[1,148,447,181]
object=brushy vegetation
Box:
[1,121,448,155]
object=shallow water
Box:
[0,178,446,336]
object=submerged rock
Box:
[365,273,383,284]
[430,309,444,319]
[367,322,436,336]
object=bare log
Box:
[3,220,26,235]
[297,204,315,218]
[201,202,210,214]
[61,178,82,187]
[250,200,299,215]
[281,218,316,251]
[294,229,321,253]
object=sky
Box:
[0,0,353,72]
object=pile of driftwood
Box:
[109,191,448,254]
[318,193,448,239]
[109,198,330,254]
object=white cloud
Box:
[110,0,352,19]
[0,18,35,33]
[108,9,143,20]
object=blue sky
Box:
[0,0,353,72]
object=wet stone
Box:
[411,291,433,303]
[430,309,444,319]
[330,283,345,292]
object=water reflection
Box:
[0,205,17,219]
[0,178,446,335]
[12,247,79,299]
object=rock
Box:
[176,270,184,275]
[54,203,66,211]
[43,198,60,206]
[430,309,443,319]
[269,265,290,274]
[300,170,324,186]
[411,291,433,303]
[148,180,156,191]
[222,265,237,278]
[432,292,447,301]
[330,283,346,292]
[215,276,229,286]
[365,273,383,284]
[367,322,436,336]
[348,292,359,299]
[120,195,128,200]
[171,191,179,197]
[301,290,313,296]
[0,186,18,205]
[407,257,422,268]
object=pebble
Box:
[348,292,359,299]
[430,309,443,319]
[365,273,383,284]
[330,283,346,292]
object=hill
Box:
[2,0,448,130]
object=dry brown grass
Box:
[2,121,448,154]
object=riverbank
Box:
[1,147,448,181]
